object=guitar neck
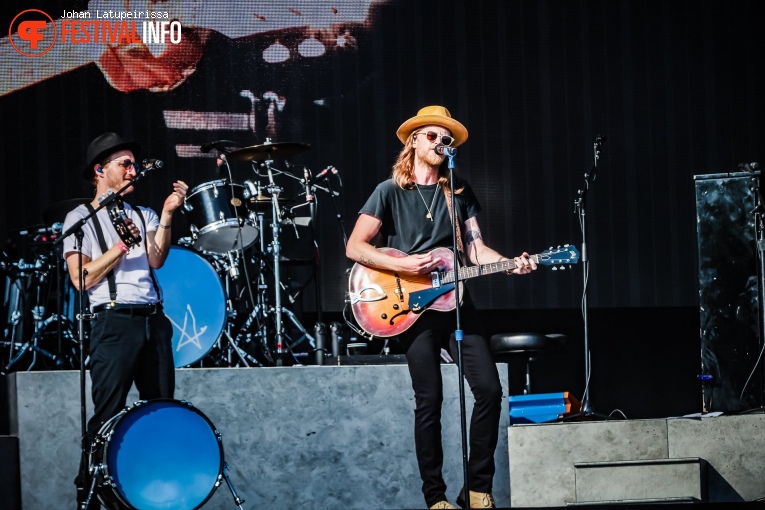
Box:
[441,254,540,284]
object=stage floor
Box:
[3,365,764,510]
[4,365,509,510]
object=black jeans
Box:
[76,310,175,501]
[400,306,502,507]
[86,310,175,444]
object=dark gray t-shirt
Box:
[358,178,481,255]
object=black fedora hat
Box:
[83,132,141,180]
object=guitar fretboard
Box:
[441,254,541,284]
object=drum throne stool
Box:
[489,332,579,423]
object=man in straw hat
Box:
[347,106,537,508]
[62,132,188,508]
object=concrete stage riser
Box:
[10,365,509,510]
[508,416,765,507]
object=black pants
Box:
[400,306,502,508]
[87,310,175,443]
[76,310,175,498]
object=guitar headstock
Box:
[537,244,580,270]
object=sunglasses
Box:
[415,131,454,147]
[105,158,136,169]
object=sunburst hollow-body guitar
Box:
[348,245,580,338]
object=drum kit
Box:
[163,139,336,368]
[1,201,88,374]
[1,140,339,373]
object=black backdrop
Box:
[1,0,764,418]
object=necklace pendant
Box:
[426,212,432,220]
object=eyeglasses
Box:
[415,131,454,147]
[105,158,135,169]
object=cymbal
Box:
[42,198,91,225]
[227,142,310,162]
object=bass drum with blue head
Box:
[90,399,224,510]
[154,246,226,367]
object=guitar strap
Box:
[443,187,466,264]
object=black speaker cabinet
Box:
[695,171,764,413]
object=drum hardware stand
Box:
[221,461,246,509]
[1,308,23,374]
[2,256,71,373]
[2,313,60,373]
[282,306,316,351]
[82,463,102,510]
[211,250,263,368]
[260,157,287,366]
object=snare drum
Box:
[154,246,226,367]
[91,399,223,510]
[183,180,259,253]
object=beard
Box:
[419,149,445,168]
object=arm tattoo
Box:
[464,229,482,246]
[359,255,376,267]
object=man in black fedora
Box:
[62,132,188,508]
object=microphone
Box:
[142,159,164,170]
[434,144,457,156]
[595,134,606,145]
[307,166,338,186]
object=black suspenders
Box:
[83,203,161,305]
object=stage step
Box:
[573,457,707,504]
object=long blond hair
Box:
[390,130,463,193]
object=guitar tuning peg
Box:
[552,266,558,271]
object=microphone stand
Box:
[323,173,348,247]
[573,135,605,417]
[744,163,765,407]
[288,167,344,350]
[303,168,323,325]
[54,164,154,504]
[445,147,471,500]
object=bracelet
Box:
[159,223,171,229]
[118,243,129,254]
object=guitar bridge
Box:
[348,284,386,304]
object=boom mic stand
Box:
[54,162,157,507]
[444,146,471,500]
[573,135,605,417]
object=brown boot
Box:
[457,489,496,508]
[429,501,457,509]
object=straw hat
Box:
[396,105,468,146]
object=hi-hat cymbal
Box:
[42,198,91,225]
[227,142,310,162]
